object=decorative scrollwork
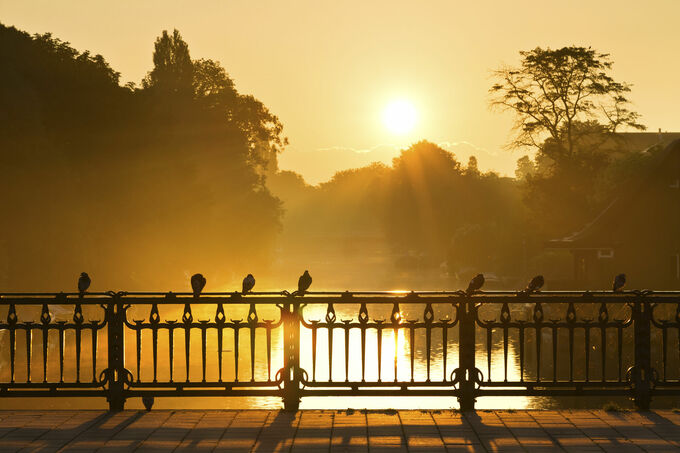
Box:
[598,302,609,324]
[149,303,160,324]
[325,303,336,324]
[40,304,51,325]
[449,367,484,390]
[500,302,511,324]
[626,365,659,390]
[215,303,226,324]
[358,303,368,324]
[0,290,676,412]
[248,303,258,324]
[298,368,310,388]
[98,369,110,386]
[274,368,286,389]
[423,303,434,324]
[122,368,134,387]
[7,303,17,325]
[73,303,84,324]
[182,304,193,324]
[98,367,135,388]
[390,303,401,324]
[533,302,543,323]
[566,301,576,323]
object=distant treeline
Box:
[0,25,657,290]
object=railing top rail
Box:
[0,290,679,305]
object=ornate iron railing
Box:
[0,291,678,410]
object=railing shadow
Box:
[2,409,679,451]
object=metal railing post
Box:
[106,294,126,411]
[282,299,301,410]
[457,297,477,411]
[632,298,653,410]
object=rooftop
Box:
[548,138,680,249]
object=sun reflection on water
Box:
[0,302,536,410]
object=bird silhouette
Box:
[466,274,485,294]
[242,274,255,294]
[613,273,626,292]
[294,270,312,296]
[525,275,544,293]
[78,272,90,297]
[142,395,154,411]
[191,273,206,297]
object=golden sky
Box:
[3,0,679,184]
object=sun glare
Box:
[383,100,417,135]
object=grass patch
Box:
[603,402,625,412]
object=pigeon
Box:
[142,395,154,411]
[295,270,312,296]
[466,273,484,294]
[242,274,255,294]
[613,273,626,292]
[191,273,206,297]
[525,275,544,293]
[78,272,91,297]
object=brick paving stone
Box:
[292,410,332,452]
[399,410,446,451]
[175,411,235,452]
[0,409,679,451]
[366,411,404,447]
[432,411,481,448]
[98,411,172,452]
[445,445,486,453]
[214,410,269,452]
[330,411,367,453]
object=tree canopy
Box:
[0,24,285,289]
[490,46,651,237]
[490,46,644,162]
[0,26,661,291]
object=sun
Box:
[383,100,417,135]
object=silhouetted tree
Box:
[465,155,480,176]
[143,29,193,95]
[191,57,286,174]
[379,141,526,281]
[491,47,648,237]
[514,155,534,180]
[490,46,644,161]
[0,24,284,289]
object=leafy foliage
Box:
[490,46,644,160]
[271,141,529,287]
[491,46,650,237]
[0,24,285,289]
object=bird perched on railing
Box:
[524,275,544,294]
[242,274,255,294]
[613,273,626,292]
[293,270,312,296]
[78,272,90,297]
[191,273,206,297]
[466,274,484,294]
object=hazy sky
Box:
[3,0,679,183]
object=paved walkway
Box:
[0,410,678,452]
